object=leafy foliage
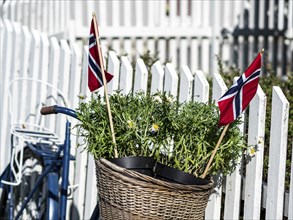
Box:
[76,92,245,177]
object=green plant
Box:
[76,92,245,177]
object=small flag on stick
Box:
[89,13,118,158]
[88,19,113,92]
[201,50,263,179]
[218,51,263,126]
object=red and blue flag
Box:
[218,52,262,126]
[88,19,113,92]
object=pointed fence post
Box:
[179,65,193,103]
[164,63,178,97]
[205,72,227,220]
[150,61,164,94]
[193,70,209,103]
[133,58,148,94]
[107,51,120,95]
[266,86,289,219]
[244,85,266,219]
[120,56,133,95]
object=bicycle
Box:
[0,78,99,220]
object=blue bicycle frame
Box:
[2,106,78,220]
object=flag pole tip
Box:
[92,12,96,17]
[260,48,264,54]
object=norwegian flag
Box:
[218,52,262,126]
[88,19,113,92]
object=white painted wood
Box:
[36,33,49,127]
[212,73,228,102]
[45,37,60,132]
[191,0,201,27]
[0,20,14,172]
[147,0,154,27]
[146,38,156,58]
[286,0,293,38]
[266,87,289,219]
[164,63,178,97]
[123,38,133,61]
[190,38,199,73]
[71,46,90,219]
[201,0,210,28]
[180,0,190,27]
[179,65,193,103]
[133,58,148,94]
[193,70,209,103]
[18,26,31,124]
[205,73,227,220]
[83,154,98,220]
[123,0,132,27]
[66,43,82,219]
[223,77,244,220]
[119,56,133,95]
[205,174,223,220]
[56,40,71,138]
[27,30,41,126]
[278,0,285,30]
[98,0,107,27]
[158,38,166,64]
[169,0,178,27]
[179,38,188,68]
[135,37,144,58]
[150,60,164,94]
[244,85,266,220]
[134,0,143,27]
[110,37,120,56]
[107,51,120,94]
[168,38,177,69]
[201,38,210,75]
[111,0,120,27]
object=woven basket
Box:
[95,158,214,220]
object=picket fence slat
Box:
[66,43,82,218]
[134,58,148,94]
[1,20,14,173]
[266,86,289,219]
[84,154,98,220]
[107,51,120,95]
[193,70,209,103]
[46,37,60,131]
[150,61,164,95]
[244,85,266,219]
[120,56,133,95]
[72,47,90,219]
[179,65,193,103]
[19,26,31,127]
[205,73,227,220]
[164,63,178,97]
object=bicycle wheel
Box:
[13,148,47,220]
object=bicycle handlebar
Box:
[40,106,56,115]
[40,105,78,119]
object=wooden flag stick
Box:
[92,12,118,158]
[200,124,229,179]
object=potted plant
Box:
[76,92,245,219]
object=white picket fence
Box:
[2,0,293,78]
[0,19,292,219]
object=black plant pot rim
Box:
[108,156,209,186]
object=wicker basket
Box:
[95,158,214,220]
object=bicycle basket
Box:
[95,158,214,220]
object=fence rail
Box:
[1,0,292,77]
[0,19,292,219]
